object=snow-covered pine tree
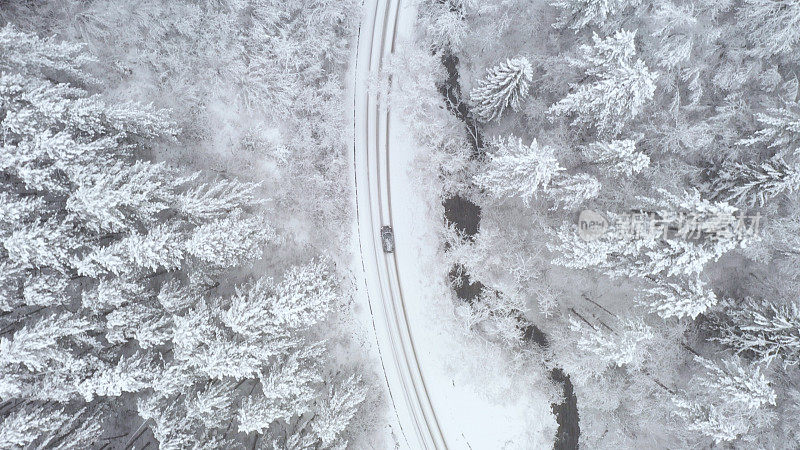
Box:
[185,380,236,429]
[0,405,104,449]
[77,353,155,402]
[648,2,704,73]
[474,136,564,205]
[0,25,94,82]
[176,178,263,222]
[644,276,718,320]
[221,261,336,338]
[551,0,639,31]
[0,312,96,372]
[0,405,70,449]
[469,57,533,122]
[548,173,602,209]
[548,30,658,136]
[136,393,218,449]
[552,190,752,281]
[571,317,654,370]
[311,374,369,448]
[739,99,800,154]
[550,221,622,272]
[64,160,173,234]
[714,297,800,367]
[738,0,800,58]
[673,356,776,443]
[708,156,800,207]
[584,139,650,176]
[630,189,752,277]
[184,212,276,269]
[105,302,173,348]
[236,344,325,434]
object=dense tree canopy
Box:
[414,0,800,446]
[0,25,367,448]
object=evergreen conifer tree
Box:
[470,57,533,122]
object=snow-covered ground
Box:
[349,0,556,448]
[388,114,556,449]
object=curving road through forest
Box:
[352,0,449,448]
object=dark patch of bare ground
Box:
[438,52,485,158]
[437,49,579,449]
[443,195,481,237]
[447,264,484,304]
[550,368,580,450]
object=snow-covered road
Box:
[352,0,449,448]
[352,1,558,448]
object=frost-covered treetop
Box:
[549,29,657,136]
[552,0,642,31]
[474,136,563,204]
[577,29,638,68]
[470,56,533,122]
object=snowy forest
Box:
[0,1,381,448]
[409,0,800,447]
[4,0,800,448]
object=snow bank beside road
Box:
[389,112,556,448]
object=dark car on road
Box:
[380,226,394,253]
